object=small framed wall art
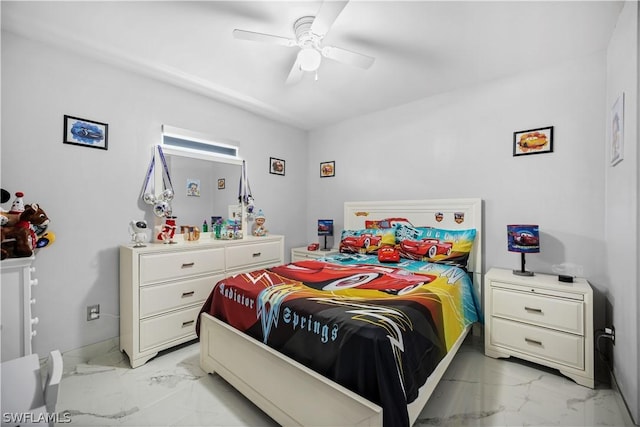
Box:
[187,179,200,197]
[270,157,285,176]
[63,115,108,150]
[320,161,335,178]
[513,126,553,156]
[218,178,226,190]
[610,93,624,166]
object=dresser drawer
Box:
[491,287,584,335]
[139,306,201,351]
[139,248,225,285]
[139,273,223,318]
[490,317,584,370]
[226,241,282,271]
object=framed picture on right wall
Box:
[610,93,624,166]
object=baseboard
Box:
[610,370,638,426]
[57,337,120,373]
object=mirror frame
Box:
[155,125,248,236]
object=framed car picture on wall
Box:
[63,115,109,150]
[513,126,553,156]
[320,161,335,177]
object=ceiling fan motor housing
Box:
[294,16,320,48]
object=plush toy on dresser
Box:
[1,191,52,260]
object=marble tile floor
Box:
[55,336,634,427]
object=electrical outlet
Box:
[605,325,615,345]
[87,304,100,321]
[611,325,615,345]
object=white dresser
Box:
[484,267,594,388]
[1,257,38,362]
[120,235,284,368]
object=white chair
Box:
[1,350,63,427]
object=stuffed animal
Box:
[1,191,26,228]
[1,203,50,259]
[0,189,11,226]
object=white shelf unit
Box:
[1,256,38,361]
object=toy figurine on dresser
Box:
[129,220,148,247]
[156,217,177,243]
[252,209,268,237]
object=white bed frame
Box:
[200,198,483,426]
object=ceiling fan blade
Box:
[321,45,375,69]
[311,0,349,37]
[232,29,296,47]
[285,60,305,85]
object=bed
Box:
[198,198,482,427]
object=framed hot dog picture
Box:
[513,126,553,156]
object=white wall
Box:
[605,1,639,422]
[0,32,308,355]
[307,9,640,420]
[307,52,607,283]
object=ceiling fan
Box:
[232,0,375,85]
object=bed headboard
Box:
[343,198,483,288]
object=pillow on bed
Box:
[339,228,396,254]
[394,224,477,269]
[365,217,412,229]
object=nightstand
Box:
[484,267,594,388]
[291,247,339,262]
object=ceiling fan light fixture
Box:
[298,48,322,72]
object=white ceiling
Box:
[2,1,624,130]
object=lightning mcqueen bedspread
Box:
[197,255,480,427]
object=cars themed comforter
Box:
[197,254,480,427]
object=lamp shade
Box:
[507,225,540,253]
[318,219,334,236]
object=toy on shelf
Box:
[252,209,268,237]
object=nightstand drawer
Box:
[140,248,225,285]
[291,247,339,262]
[490,317,584,370]
[491,287,583,335]
[226,240,282,270]
[292,251,323,261]
[139,273,223,318]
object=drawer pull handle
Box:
[181,262,195,268]
[252,252,261,257]
[182,320,195,328]
[181,291,195,298]
[524,337,543,346]
[524,306,543,313]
